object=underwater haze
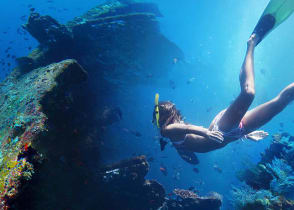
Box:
[1,0,294,209]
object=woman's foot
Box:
[247,33,260,49]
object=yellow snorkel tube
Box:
[154,93,160,128]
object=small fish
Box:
[173,57,178,64]
[206,107,212,113]
[130,130,142,137]
[258,164,266,170]
[30,8,36,12]
[187,77,196,84]
[173,171,180,180]
[279,122,284,128]
[213,164,222,173]
[24,143,29,151]
[160,166,168,176]
[260,68,266,75]
[124,128,142,137]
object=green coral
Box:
[231,185,276,210]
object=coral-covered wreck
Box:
[0,1,222,209]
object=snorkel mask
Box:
[154,93,160,128]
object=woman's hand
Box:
[206,130,224,143]
[245,130,268,141]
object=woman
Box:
[153,34,294,153]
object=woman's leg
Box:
[242,83,294,132]
[217,34,259,132]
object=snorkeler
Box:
[152,0,294,156]
[153,33,294,153]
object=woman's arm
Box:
[162,123,208,138]
[161,123,224,143]
[180,134,224,153]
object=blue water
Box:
[1,0,294,209]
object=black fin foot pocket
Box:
[253,14,276,46]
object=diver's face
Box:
[158,105,173,125]
[152,102,174,127]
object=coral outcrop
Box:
[0,59,87,209]
[163,189,222,210]
[232,133,294,210]
[96,156,165,210]
[87,156,223,210]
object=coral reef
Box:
[232,133,294,210]
[0,59,87,209]
[87,155,223,210]
[231,185,294,210]
[160,189,222,210]
[266,158,294,195]
[173,188,199,199]
[96,156,165,210]
[236,163,273,190]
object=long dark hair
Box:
[153,101,183,128]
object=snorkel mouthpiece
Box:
[155,93,160,128]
